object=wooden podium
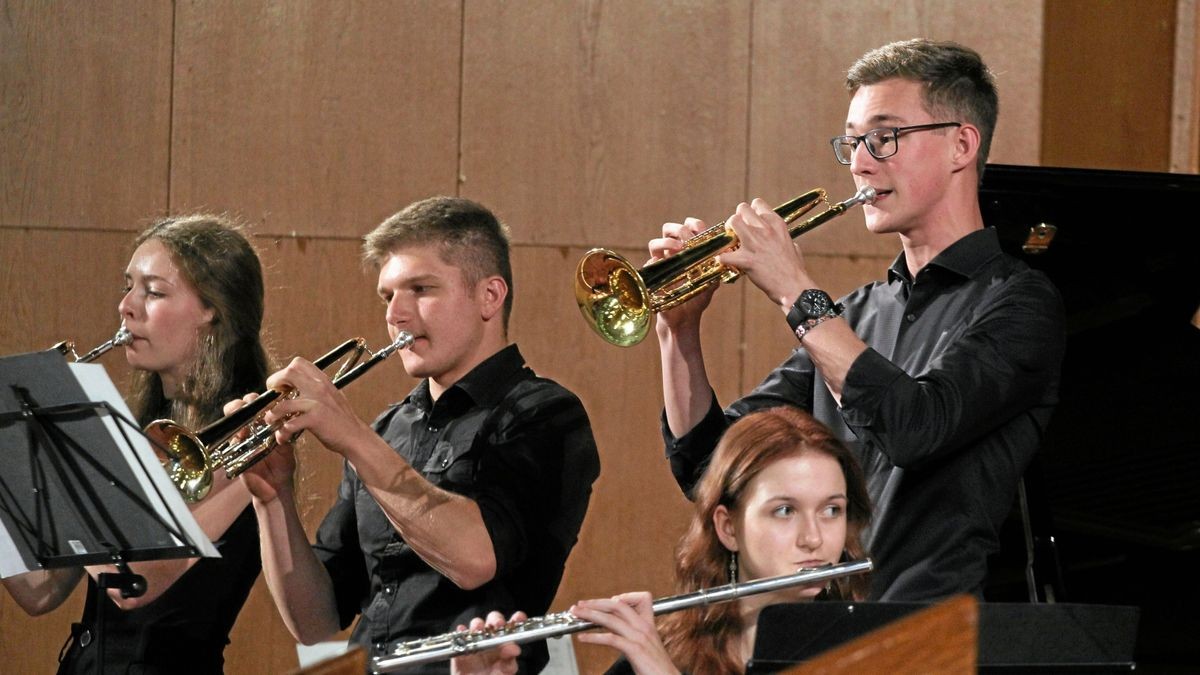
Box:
[780,595,978,675]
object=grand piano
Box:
[978,164,1200,670]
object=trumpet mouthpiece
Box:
[856,185,877,204]
[391,331,414,351]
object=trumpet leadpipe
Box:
[52,326,133,363]
[371,558,873,672]
[575,185,876,348]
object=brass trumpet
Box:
[52,326,133,362]
[574,186,877,347]
[147,331,414,502]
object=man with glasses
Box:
[650,39,1065,601]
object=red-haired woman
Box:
[455,405,872,675]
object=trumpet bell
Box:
[145,420,213,502]
[574,249,651,348]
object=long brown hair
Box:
[657,406,872,675]
[127,214,268,428]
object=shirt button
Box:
[441,457,450,467]
[428,425,438,433]
[375,642,386,652]
[906,313,917,322]
[384,586,394,595]
[79,629,93,647]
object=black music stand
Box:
[747,601,1140,674]
[0,350,216,673]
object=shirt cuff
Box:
[839,347,907,427]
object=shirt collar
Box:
[887,227,1002,284]
[403,343,527,413]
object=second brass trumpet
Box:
[574,186,876,347]
[147,331,414,502]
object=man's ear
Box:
[951,123,981,171]
[713,505,740,553]
[479,275,508,322]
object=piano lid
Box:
[980,163,1200,550]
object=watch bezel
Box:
[797,289,834,320]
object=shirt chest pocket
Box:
[421,434,478,486]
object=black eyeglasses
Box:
[830,122,962,165]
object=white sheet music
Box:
[70,363,218,559]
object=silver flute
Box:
[371,558,873,672]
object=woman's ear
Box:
[713,505,740,552]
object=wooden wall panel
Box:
[1044,0,1176,171]
[170,0,463,236]
[459,2,753,249]
[0,1,173,229]
[1172,0,1199,173]
[0,229,134,370]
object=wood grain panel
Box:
[0,228,135,368]
[170,0,463,237]
[751,0,1043,259]
[1172,0,1199,173]
[460,1,753,249]
[788,595,977,674]
[0,1,173,229]
[1043,0,1175,171]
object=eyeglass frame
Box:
[830,122,962,165]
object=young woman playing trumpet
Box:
[4,214,269,674]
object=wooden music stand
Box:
[780,595,978,675]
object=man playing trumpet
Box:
[238,197,600,673]
[653,39,1066,602]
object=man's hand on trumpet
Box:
[260,356,376,459]
[718,198,814,313]
[648,216,718,337]
[221,393,297,505]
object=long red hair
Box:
[657,406,871,675]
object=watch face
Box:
[799,289,833,318]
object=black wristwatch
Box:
[786,289,844,341]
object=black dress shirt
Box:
[665,227,1066,601]
[314,344,600,674]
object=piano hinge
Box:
[1022,222,1057,254]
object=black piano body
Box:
[979,163,1200,671]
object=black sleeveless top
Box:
[56,506,261,675]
